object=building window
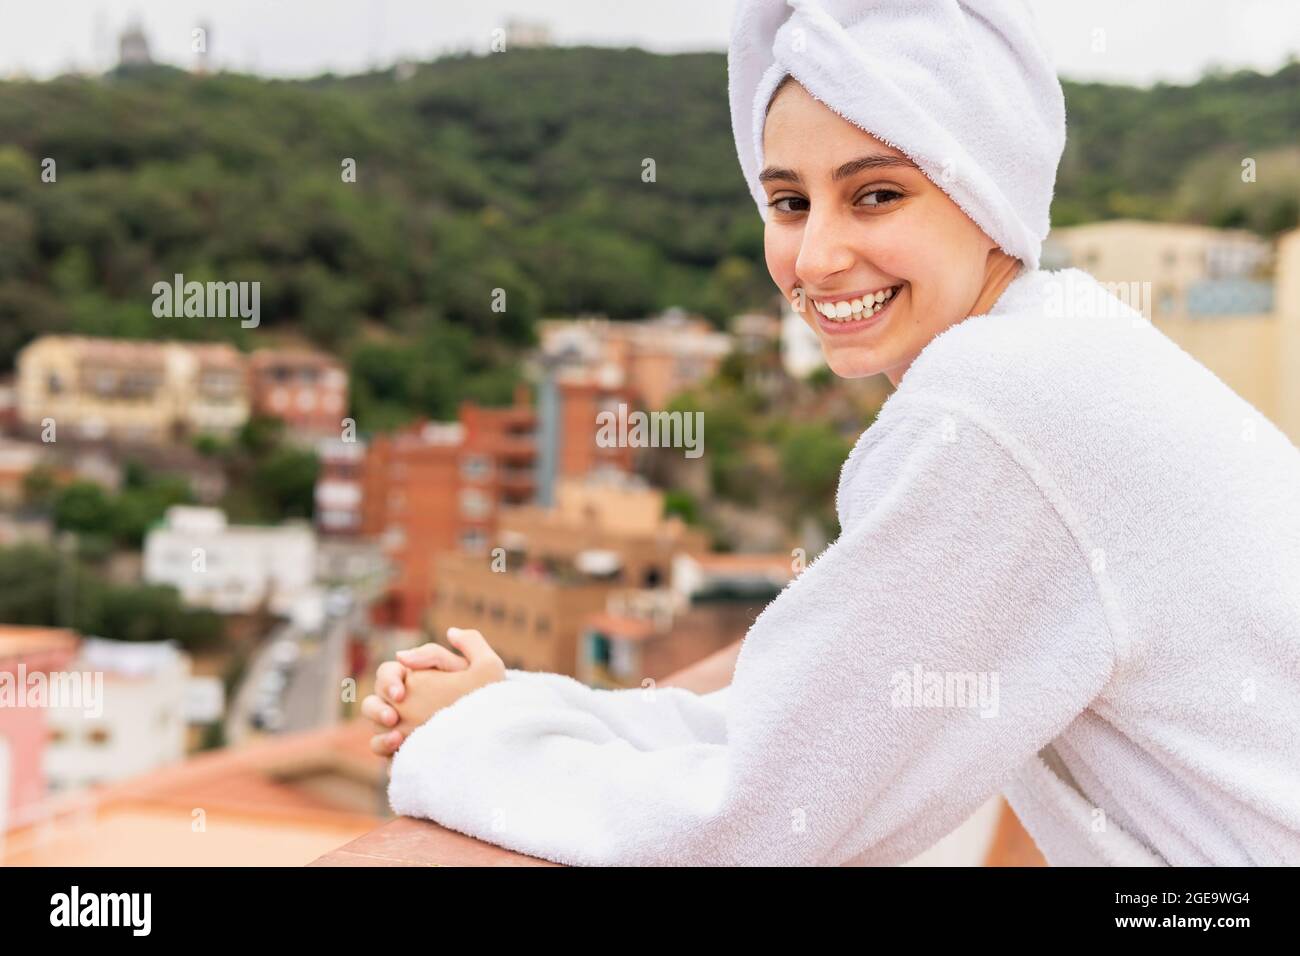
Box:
[461,455,492,481]
[460,529,489,554]
[459,488,492,519]
[1158,286,1177,315]
[200,371,238,399]
[610,640,638,679]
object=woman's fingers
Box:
[369,729,403,756]
[445,628,500,668]
[376,660,408,703]
[361,693,398,728]
[396,642,469,672]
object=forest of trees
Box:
[0,47,1295,431]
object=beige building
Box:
[538,310,733,411]
[577,552,795,689]
[433,550,612,675]
[431,475,711,675]
[15,335,248,443]
[1044,222,1300,445]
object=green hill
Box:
[0,48,1294,421]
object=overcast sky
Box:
[1,0,1296,86]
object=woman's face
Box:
[761,80,1006,386]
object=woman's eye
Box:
[858,189,902,207]
[767,196,809,213]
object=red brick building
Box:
[361,385,537,631]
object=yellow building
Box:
[1044,221,1300,445]
[431,475,711,675]
[15,335,249,443]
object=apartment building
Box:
[538,310,733,411]
[314,436,366,535]
[1044,222,1300,443]
[249,348,349,438]
[15,335,248,443]
[430,474,711,675]
[577,551,794,688]
[360,385,538,631]
[42,638,193,795]
[143,505,317,616]
[0,626,79,828]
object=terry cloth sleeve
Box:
[387,400,1120,866]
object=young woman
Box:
[361,0,1300,866]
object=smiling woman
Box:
[759,78,1023,384]
[371,0,1300,868]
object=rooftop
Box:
[3,720,384,865]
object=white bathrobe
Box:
[389,267,1300,866]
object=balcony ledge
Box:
[308,643,1044,867]
[309,815,557,867]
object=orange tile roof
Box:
[0,625,79,660]
[585,611,659,642]
[690,553,794,578]
[3,720,387,865]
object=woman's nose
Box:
[794,210,857,288]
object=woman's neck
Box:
[968,250,1024,319]
[883,251,1025,390]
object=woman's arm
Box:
[388,400,1119,865]
[659,638,743,693]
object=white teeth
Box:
[814,286,901,321]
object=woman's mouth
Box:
[808,284,903,335]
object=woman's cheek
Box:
[764,226,800,297]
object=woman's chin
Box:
[822,344,889,380]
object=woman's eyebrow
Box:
[758,165,802,185]
[759,153,919,187]
[831,154,919,181]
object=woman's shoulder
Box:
[900,268,1137,399]
[884,266,1255,446]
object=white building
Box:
[780,299,826,378]
[43,639,194,793]
[144,505,317,615]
